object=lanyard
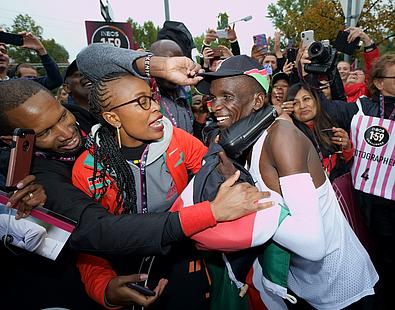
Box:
[380,94,395,120]
[139,145,150,214]
[160,97,178,126]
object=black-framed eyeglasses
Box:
[377,76,395,79]
[108,95,157,112]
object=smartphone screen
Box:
[0,32,24,46]
[6,128,35,190]
[216,29,228,39]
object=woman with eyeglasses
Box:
[284,83,354,181]
[70,72,210,309]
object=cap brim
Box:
[63,59,78,82]
[196,69,243,95]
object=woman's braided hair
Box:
[88,72,137,215]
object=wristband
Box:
[144,54,153,78]
[364,42,376,52]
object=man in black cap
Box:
[63,60,91,110]
[195,55,377,310]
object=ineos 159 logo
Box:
[364,125,389,147]
[92,25,130,48]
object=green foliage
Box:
[42,38,69,63]
[216,12,231,48]
[5,14,69,63]
[267,0,395,47]
[127,18,160,50]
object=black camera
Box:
[304,41,338,75]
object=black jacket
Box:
[17,103,185,256]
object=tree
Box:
[216,12,231,48]
[127,18,160,50]
[267,0,395,47]
[5,14,69,64]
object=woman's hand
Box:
[282,59,294,75]
[105,274,168,307]
[204,29,217,45]
[330,127,352,151]
[281,101,295,115]
[296,46,310,77]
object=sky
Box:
[0,0,276,62]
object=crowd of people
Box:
[0,16,394,310]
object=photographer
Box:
[301,50,395,309]
[200,25,240,70]
[0,31,62,90]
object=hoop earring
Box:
[116,126,122,148]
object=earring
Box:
[116,126,122,148]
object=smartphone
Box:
[211,47,223,58]
[253,33,268,48]
[0,32,24,46]
[286,47,298,63]
[333,30,361,55]
[216,29,228,39]
[5,128,35,190]
[321,128,334,137]
[301,30,314,48]
[126,282,156,296]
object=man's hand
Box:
[211,170,273,222]
[150,56,203,86]
[251,45,266,64]
[226,24,237,41]
[19,31,47,56]
[204,29,217,46]
[6,175,47,219]
[274,31,283,58]
[105,274,168,307]
[202,47,214,68]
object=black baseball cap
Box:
[157,21,195,59]
[272,71,290,86]
[196,55,270,95]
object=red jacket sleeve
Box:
[364,47,380,84]
[174,127,208,174]
[77,253,118,309]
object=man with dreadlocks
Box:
[0,52,270,308]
